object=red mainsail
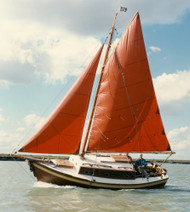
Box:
[19,45,104,154]
[87,13,171,153]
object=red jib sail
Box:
[19,45,104,154]
[87,13,171,153]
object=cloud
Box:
[149,46,162,53]
[0,80,11,89]
[0,112,47,153]
[0,130,23,153]
[16,127,25,132]
[0,0,115,36]
[24,113,47,130]
[36,34,101,83]
[167,126,190,159]
[129,1,190,25]
[0,17,101,85]
[1,0,190,34]
[0,109,7,123]
[0,1,190,87]
[153,70,190,114]
[0,114,6,123]
[0,60,35,84]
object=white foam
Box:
[33,181,77,189]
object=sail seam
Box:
[59,112,85,117]
[75,93,92,97]
[103,120,144,133]
[112,97,154,112]
[114,50,137,122]
[96,113,163,134]
[118,77,152,88]
[124,58,147,68]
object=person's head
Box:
[139,153,143,159]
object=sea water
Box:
[0,161,190,212]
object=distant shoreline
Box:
[0,153,190,164]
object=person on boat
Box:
[135,153,149,179]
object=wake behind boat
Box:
[14,11,174,189]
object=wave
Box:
[33,181,77,189]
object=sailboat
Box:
[14,12,174,189]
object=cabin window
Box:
[84,170,90,175]
[104,172,110,177]
[125,174,130,179]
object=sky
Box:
[0,0,190,160]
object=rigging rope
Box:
[11,155,35,181]
[160,152,173,166]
